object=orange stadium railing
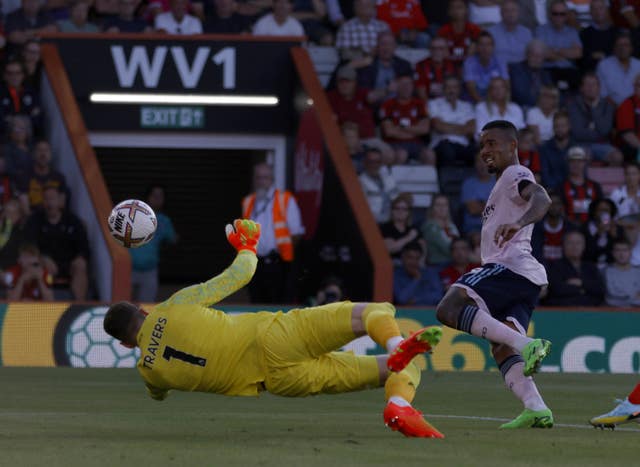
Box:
[291,46,394,302]
[41,43,132,301]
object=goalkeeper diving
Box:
[103,219,445,438]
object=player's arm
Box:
[494,181,551,247]
[146,383,170,401]
[156,220,260,308]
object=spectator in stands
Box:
[359,148,399,223]
[437,0,481,64]
[335,0,390,63]
[253,0,305,36]
[5,0,56,50]
[130,185,178,302]
[468,0,502,29]
[532,190,577,263]
[610,163,640,219]
[604,238,640,307]
[393,242,443,306]
[4,115,33,183]
[545,229,605,306]
[615,73,640,163]
[565,0,592,28]
[439,237,479,291]
[596,32,640,106]
[58,0,100,32]
[357,32,412,108]
[0,154,16,211]
[4,242,53,300]
[420,193,460,266]
[25,184,89,300]
[94,0,121,20]
[0,199,25,270]
[567,72,621,165]
[21,39,42,90]
[487,0,532,65]
[291,0,332,45]
[376,0,428,48]
[582,198,625,267]
[526,84,560,144]
[561,146,604,225]
[155,0,203,34]
[327,65,394,164]
[460,152,495,234]
[517,128,542,182]
[379,74,435,166]
[509,39,554,109]
[103,0,153,32]
[203,0,251,33]
[535,0,583,89]
[463,30,509,103]
[429,75,476,168]
[474,77,525,137]
[579,0,617,71]
[341,121,366,172]
[18,140,67,214]
[242,162,305,304]
[307,274,345,306]
[0,59,42,135]
[514,0,545,31]
[415,36,459,101]
[610,0,640,30]
[379,192,422,265]
[540,110,573,189]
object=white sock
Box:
[504,362,547,411]
[388,396,411,407]
[386,336,404,353]
[469,311,532,351]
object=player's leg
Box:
[590,382,640,429]
[434,265,551,376]
[491,315,553,429]
[356,302,442,373]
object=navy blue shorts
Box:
[454,263,541,332]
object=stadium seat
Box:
[587,166,624,197]
[390,165,439,208]
[306,46,340,88]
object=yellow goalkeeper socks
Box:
[362,302,401,350]
[384,361,421,404]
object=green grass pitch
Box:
[0,368,638,467]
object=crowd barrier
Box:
[0,303,638,373]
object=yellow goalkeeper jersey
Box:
[136,251,276,399]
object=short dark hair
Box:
[402,241,423,256]
[613,238,631,248]
[477,30,494,44]
[103,301,139,341]
[481,120,518,140]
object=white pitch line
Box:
[425,413,640,432]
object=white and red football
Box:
[107,199,157,248]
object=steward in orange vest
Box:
[242,189,295,262]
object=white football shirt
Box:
[480,164,548,286]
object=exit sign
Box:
[140,106,205,129]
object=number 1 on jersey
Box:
[162,345,207,367]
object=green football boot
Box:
[499,408,554,429]
[522,339,552,376]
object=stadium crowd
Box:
[0,0,637,307]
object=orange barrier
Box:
[290,46,393,302]
[41,43,131,301]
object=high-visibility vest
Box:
[242,189,294,261]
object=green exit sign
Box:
[140,106,205,129]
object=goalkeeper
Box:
[104,219,444,438]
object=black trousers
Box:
[248,252,293,304]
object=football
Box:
[107,199,157,248]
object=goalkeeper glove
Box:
[225,219,261,255]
